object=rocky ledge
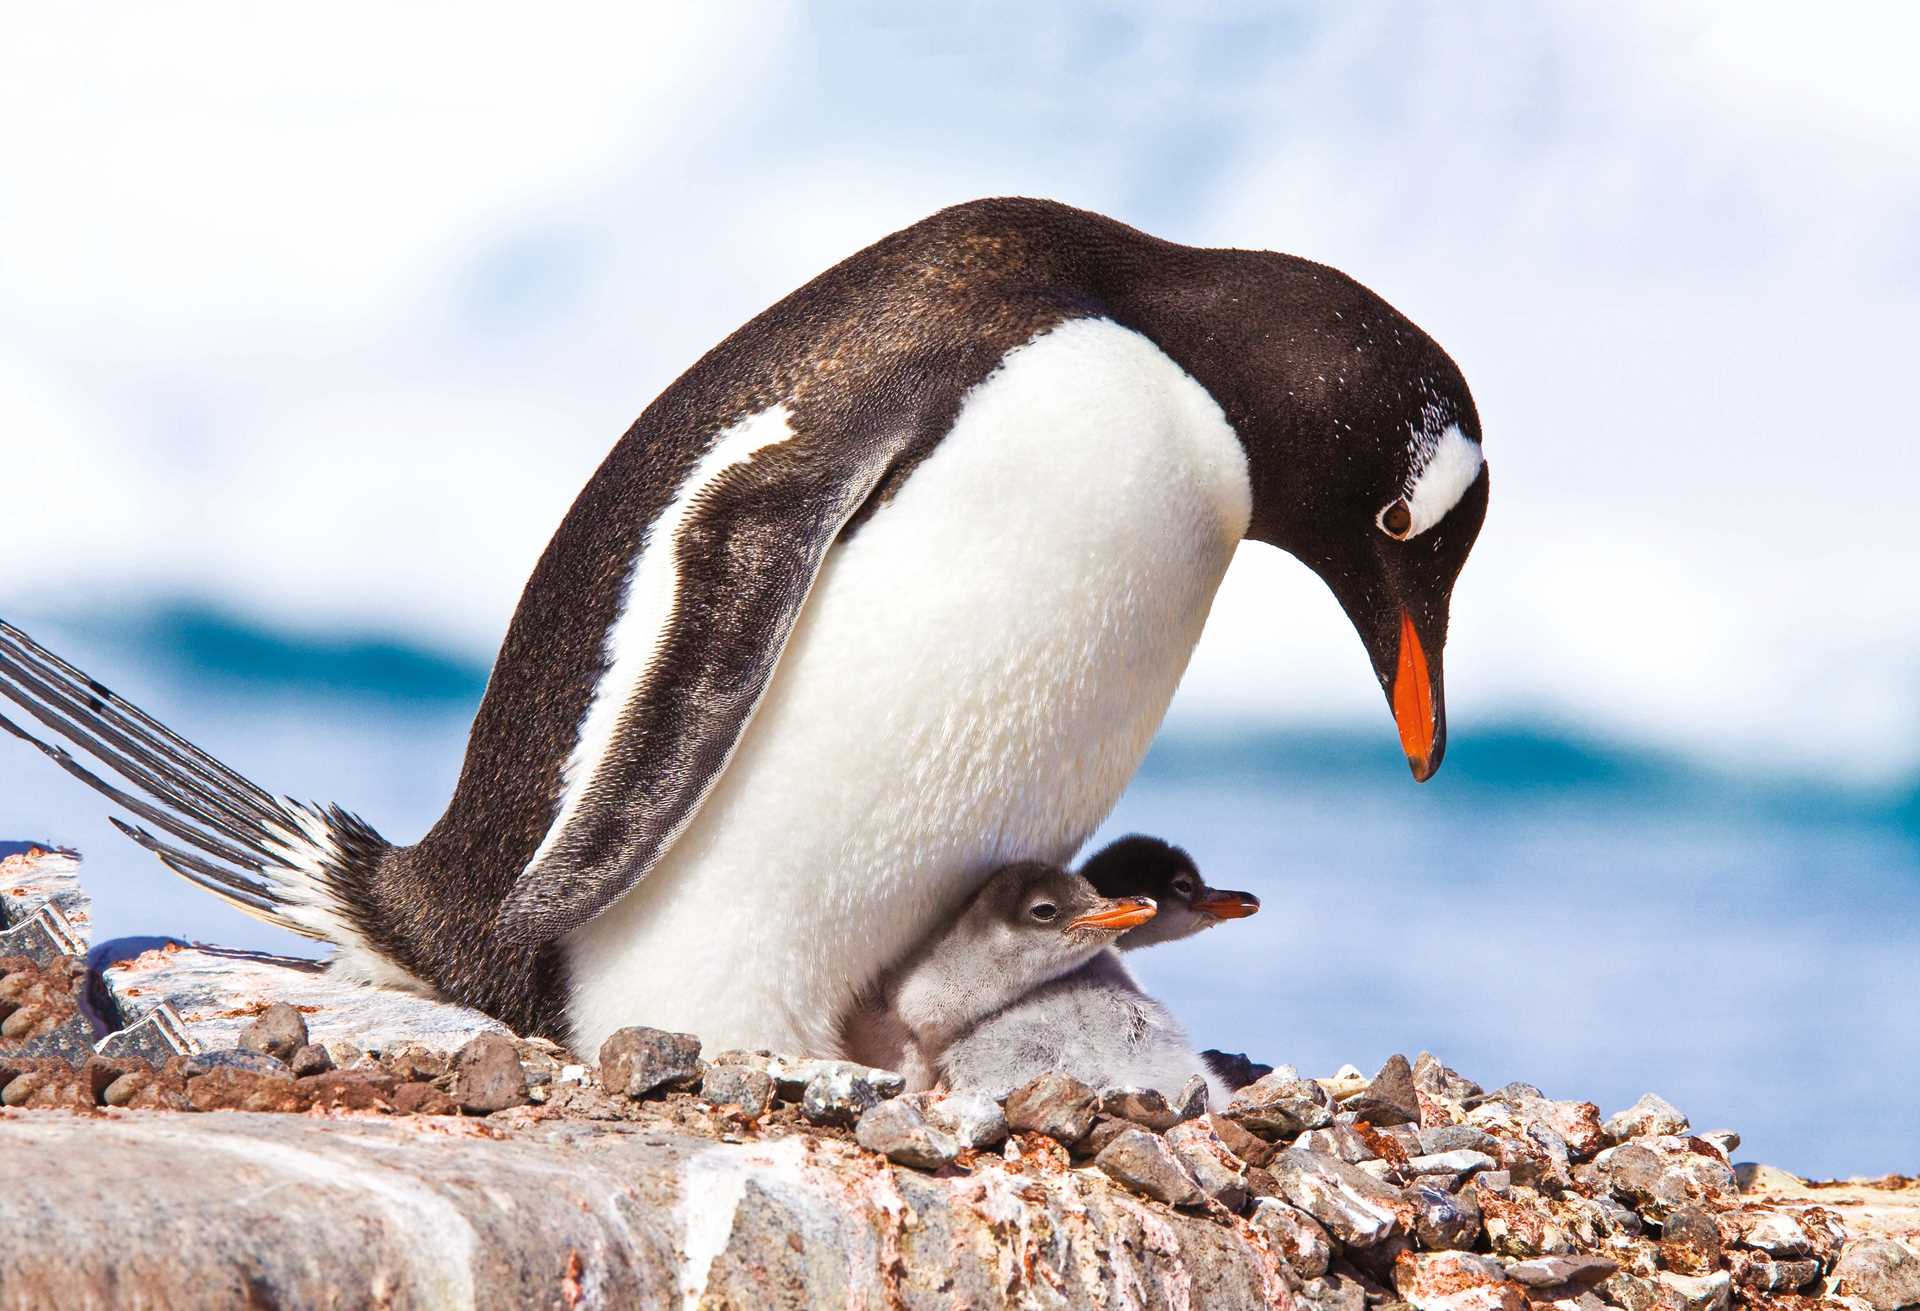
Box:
[3,844,1917,1311]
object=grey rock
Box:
[1652,1270,1732,1311]
[1834,1238,1920,1311]
[1729,1252,1820,1292]
[1405,1181,1481,1251]
[800,1063,900,1128]
[1659,1202,1723,1275]
[1175,1074,1209,1121]
[1406,1149,1496,1179]
[1605,1092,1689,1142]
[925,1090,1008,1149]
[1250,1198,1333,1278]
[1391,1251,1526,1311]
[1095,1128,1206,1208]
[91,1005,193,1065]
[447,1033,528,1113]
[0,904,85,968]
[94,937,507,1055]
[1101,1085,1180,1131]
[240,1002,309,1062]
[1732,1210,1812,1259]
[1005,1071,1100,1144]
[1343,1053,1418,1127]
[599,1025,702,1099]
[1505,1255,1618,1288]
[0,1104,1348,1307]
[700,1064,773,1117]
[1298,1123,1379,1163]
[1417,1124,1498,1156]
[1165,1120,1250,1211]
[854,1099,959,1171]
[183,1047,288,1077]
[1269,1149,1406,1249]
[1600,1271,1661,1311]
[288,1043,335,1077]
[1298,1274,1369,1311]
[1225,1073,1334,1140]
[763,1055,903,1104]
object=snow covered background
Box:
[3,4,1915,1175]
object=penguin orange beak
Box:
[1392,609,1440,782]
[1194,889,1261,920]
[1069,896,1158,932]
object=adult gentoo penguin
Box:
[0,198,1489,1056]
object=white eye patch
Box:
[1399,424,1484,538]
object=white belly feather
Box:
[563,318,1252,1057]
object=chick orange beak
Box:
[1068,896,1158,932]
[1194,889,1261,920]
[1393,609,1438,782]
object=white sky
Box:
[2,3,1916,782]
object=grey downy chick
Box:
[839,862,1158,1092]
[1078,835,1260,950]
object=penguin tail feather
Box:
[0,618,391,952]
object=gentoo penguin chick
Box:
[1078,835,1260,951]
[839,862,1158,1091]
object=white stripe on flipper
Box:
[1402,423,1483,537]
[521,403,798,880]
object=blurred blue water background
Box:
[2,602,1912,1179]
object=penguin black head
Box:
[1129,244,1489,780]
[1077,835,1260,950]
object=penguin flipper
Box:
[499,411,907,945]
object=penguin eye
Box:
[1028,901,1059,923]
[1377,498,1413,540]
[1170,878,1195,898]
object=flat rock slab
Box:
[94,940,508,1055]
[0,1109,1299,1310]
[0,845,90,942]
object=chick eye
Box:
[1171,879,1194,897]
[1378,497,1413,539]
[1029,902,1058,923]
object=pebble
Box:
[1728,1252,1819,1293]
[1298,1274,1368,1311]
[1659,1202,1723,1276]
[1732,1210,1812,1259]
[599,1026,703,1099]
[1004,1071,1100,1145]
[447,1033,529,1113]
[1391,1250,1527,1311]
[700,1064,773,1118]
[1225,1073,1334,1140]
[1505,1255,1619,1288]
[101,1071,146,1107]
[1604,1093,1689,1142]
[1174,1075,1209,1121]
[1651,1270,1731,1311]
[1101,1086,1180,1132]
[1093,1128,1206,1208]
[288,1043,335,1078]
[1344,1053,1419,1127]
[1164,1119,1249,1211]
[1298,1123,1380,1164]
[1418,1125,1499,1156]
[239,1003,309,1062]
[1250,1198,1334,1277]
[926,1090,1008,1149]
[1834,1238,1920,1311]
[855,1099,960,1170]
[1406,1149,1497,1180]
[1209,1112,1277,1168]
[800,1063,898,1128]
[182,1048,289,1078]
[1405,1182,1481,1251]
[1269,1149,1406,1249]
